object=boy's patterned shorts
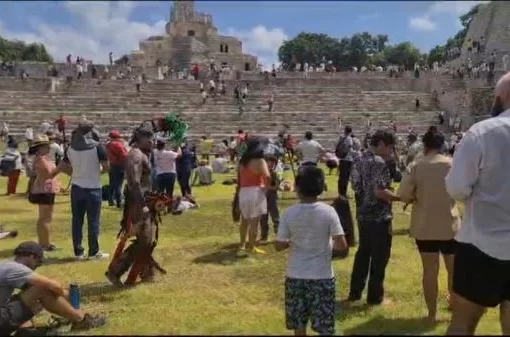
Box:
[285,277,336,335]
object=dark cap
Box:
[14,241,45,261]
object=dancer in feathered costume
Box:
[106,113,188,286]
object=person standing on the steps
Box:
[345,129,399,306]
[335,126,353,197]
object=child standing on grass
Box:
[259,155,280,244]
[275,166,347,336]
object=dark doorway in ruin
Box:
[187,30,195,36]
[245,63,251,71]
[220,44,224,52]
[225,45,229,53]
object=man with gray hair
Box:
[445,72,510,335]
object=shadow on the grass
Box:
[0,248,14,259]
[80,281,125,304]
[392,228,410,236]
[192,243,249,265]
[344,315,437,335]
[336,301,371,320]
[44,256,81,266]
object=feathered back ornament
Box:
[155,112,189,144]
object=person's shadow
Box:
[343,315,438,335]
[192,243,249,265]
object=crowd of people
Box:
[0,66,509,335]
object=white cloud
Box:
[429,1,490,16]
[224,25,288,68]
[0,1,288,69]
[409,16,437,32]
[0,1,166,63]
[408,0,489,33]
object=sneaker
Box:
[0,230,17,240]
[88,252,110,260]
[257,239,268,245]
[75,254,87,261]
[71,314,107,331]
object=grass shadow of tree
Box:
[344,315,437,335]
[392,228,410,236]
[192,243,249,266]
[80,281,125,304]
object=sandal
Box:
[43,244,59,252]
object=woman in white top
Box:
[153,138,181,199]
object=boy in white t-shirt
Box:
[275,166,347,336]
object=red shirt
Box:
[236,133,246,144]
[106,140,128,166]
[55,117,67,132]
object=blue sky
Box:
[0,1,485,66]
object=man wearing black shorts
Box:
[0,241,106,335]
[445,72,510,335]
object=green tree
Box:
[0,36,53,62]
[278,32,342,68]
[278,31,423,70]
[384,42,421,69]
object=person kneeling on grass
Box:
[0,241,106,335]
[275,166,347,336]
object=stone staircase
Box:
[0,76,442,150]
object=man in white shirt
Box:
[47,134,64,164]
[24,127,33,146]
[76,63,83,80]
[212,154,229,173]
[296,131,325,167]
[445,72,510,335]
[208,79,216,96]
[63,124,109,260]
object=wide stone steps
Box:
[0,77,430,92]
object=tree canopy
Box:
[0,35,53,63]
[278,3,482,70]
[278,31,421,70]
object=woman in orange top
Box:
[238,137,270,253]
[28,135,62,251]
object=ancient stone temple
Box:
[129,0,258,71]
[458,1,510,69]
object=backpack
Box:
[335,136,349,159]
[0,154,18,176]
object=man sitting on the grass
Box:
[192,160,214,186]
[0,241,107,335]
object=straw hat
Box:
[29,134,51,149]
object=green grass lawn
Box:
[0,170,501,335]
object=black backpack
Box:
[335,136,349,159]
[0,154,19,176]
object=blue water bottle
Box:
[69,283,80,309]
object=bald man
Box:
[445,72,510,335]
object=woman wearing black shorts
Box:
[28,135,62,251]
[397,129,461,324]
